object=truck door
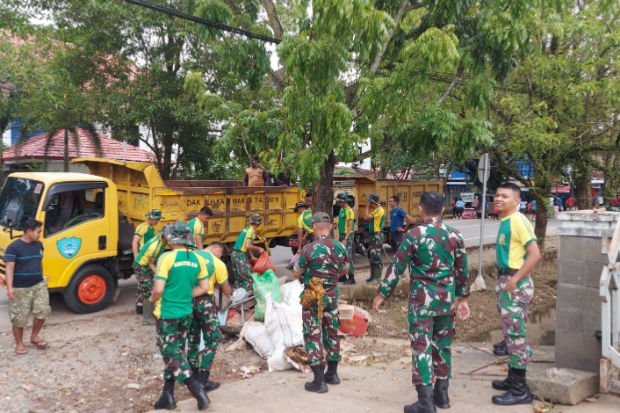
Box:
[42,182,109,288]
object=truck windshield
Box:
[0,177,44,230]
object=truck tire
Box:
[63,264,115,314]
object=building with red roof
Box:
[2,127,155,173]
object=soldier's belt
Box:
[305,278,337,286]
[497,268,518,276]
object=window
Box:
[44,183,106,237]
[0,177,44,230]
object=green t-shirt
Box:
[188,217,205,248]
[135,222,155,249]
[369,206,385,233]
[338,206,355,235]
[233,226,256,252]
[134,235,166,266]
[154,249,207,319]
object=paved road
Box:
[0,218,560,310]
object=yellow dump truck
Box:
[327,174,443,256]
[0,158,304,313]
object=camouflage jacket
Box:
[294,235,350,285]
[379,218,470,316]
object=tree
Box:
[487,0,620,248]
[0,28,103,171]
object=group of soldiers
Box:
[130,183,539,412]
[130,208,267,411]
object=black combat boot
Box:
[153,378,176,410]
[324,361,340,385]
[404,385,437,413]
[433,379,450,409]
[305,365,329,393]
[492,367,513,391]
[344,276,356,285]
[185,376,211,410]
[493,340,508,356]
[491,370,533,406]
[136,304,143,314]
[338,275,348,283]
[201,371,221,392]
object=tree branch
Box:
[437,62,464,105]
[261,0,283,40]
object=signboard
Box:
[477,153,491,183]
[461,192,475,202]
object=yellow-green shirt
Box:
[135,222,155,250]
[233,226,256,253]
[134,235,166,266]
[194,250,228,295]
[369,206,385,233]
[297,209,313,233]
[188,217,205,248]
[496,212,537,269]
[338,206,355,235]
[154,250,207,319]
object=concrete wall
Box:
[556,211,619,373]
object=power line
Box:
[123,0,281,44]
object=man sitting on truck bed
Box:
[133,209,163,314]
[243,157,268,187]
[231,214,265,292]
[188,207,213,250]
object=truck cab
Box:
[0,173,121,313]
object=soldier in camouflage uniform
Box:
[373,192,470,413]
[490,183,541,406]
[188,242,232,393]
[149,221,211,411]
[293,212,349,394]
[133,225,169,325]
[363,193,385,285]
[335,193,356,284]
[231,214,265,291]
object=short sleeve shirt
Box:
[194,250,229,295]
[3,239,44,288]
[233,226,256,252]
[135,222,155,250]
[134,235,166,266]
[154,249,207,319]
[496,212,537,270]
[389,207,407,234]
[369,206,385,233]
[297,210,313,233]
[188,218,205,248]
[338,206,355,235]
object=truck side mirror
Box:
[6,208,19,228]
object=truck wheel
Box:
[291,247,298,255]
[63,264,115,314]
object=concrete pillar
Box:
[556,211,619,373]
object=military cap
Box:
[294,201,309,211]
[145,209,164,220]
[164,220,191,245]
[312,212,332,224]
[366,193,381,204]
[335,193,349,203]
[249,213,262,225]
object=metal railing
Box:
[600,217,620,394]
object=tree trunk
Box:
[573,162,591,210]
[64,129,69,172]
[161,133,173,180]
[314,150,336,218]
[534,201,548,254]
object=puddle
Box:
[473,306,556,346]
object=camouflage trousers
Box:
[156,315,193,383]
[9,280,51,328]
[231,250,253,291]
[409,309,455,386]
[133,263,154,308]
[496,274,534,369]
[339,233,355,277]
[369,233,384,268]
[188,294,220,373]
[302,285,340,367]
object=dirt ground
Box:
[0,240,559,413]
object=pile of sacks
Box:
[243,280,308,372]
